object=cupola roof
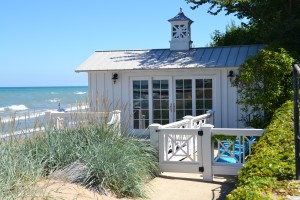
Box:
[168,8,193,23]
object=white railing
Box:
[0,110,121,141]
[211,128,264,178]
[160,110,214,129]
[154,111,214,165]
[149,111,264,182]
[150,110,214,148]
[192,110,214,128]
[45,109,121,134]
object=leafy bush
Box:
[227,101,298,199]
[233,48,294,128]
[0,125,158,199]
[209,21,263,47]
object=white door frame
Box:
[130,74,221,130]
[172,75,218,122]
[130,77,152,131]
[152,76,174,124]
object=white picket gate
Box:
[149,111,264,181]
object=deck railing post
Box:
[201,124,214,182]
[45,111,51,128]
[206,110,214,125]
[149,123,161,149]
[183,115,193,128]
[112,110,121,135]
[56,117,64,129]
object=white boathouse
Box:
[75,9,264,134]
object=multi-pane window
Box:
[133,80,149,129]
[176,79,193,120]
[153,80,169,125]
[132,78,213,129]
[196,79,212,115]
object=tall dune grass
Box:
[0,96,157,198]
[0,123,158,199]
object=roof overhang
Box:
[75,45,265,73]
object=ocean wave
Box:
[1,111,46,123]
[48,98,61,103]
[74,92,87,95]
[1,104,89,121]
[0,103,89,124]
[7,105,28,111]
[0,107,5,112]
[65,104,89,112]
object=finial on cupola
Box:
[168,8,193,51]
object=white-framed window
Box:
[132,79,150,129]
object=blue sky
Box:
[0,1,242,87]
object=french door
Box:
[174,78,213,121]
[132,77,213,128]
[152,79,172,125]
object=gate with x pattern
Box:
[149,112,264,182]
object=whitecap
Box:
[65,104,89,112]
[48,98,61,103]
[7,105,28,111]
[0,107,5,112]
[15,111,45,121]
[1,111,45,123]
[74,92,87,95]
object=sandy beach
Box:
[35,173,236,200]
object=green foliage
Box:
[0,140,45,199]
[79,128,158,198]
[227,101,297,199]
[185,0,298,127]
[186,0,300,53]
[212,134,237,143]
[210,21,263,47]
[0,125,158,199]
[232,48,294,127]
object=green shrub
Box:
[227,101,297,199]
[233,48,294,128]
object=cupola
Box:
[168,8,193,51]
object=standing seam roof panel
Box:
[235,46,249,66]
[200,48,214,66]
[194,48,206,63]
[225,47,240,67]
[247,45,262,58]
[216,47,231,67]
[207,47,223,67]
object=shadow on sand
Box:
[158,173,237,200]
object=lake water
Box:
[0,86,88,133]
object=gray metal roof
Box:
[75,44,265,72]
[168,9,193,22]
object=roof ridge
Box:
[94,44,266,53]
[95,49,168,53]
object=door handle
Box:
[169,103,175,113]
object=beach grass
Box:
[0,123,158,199]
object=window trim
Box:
[130,77,152,129]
